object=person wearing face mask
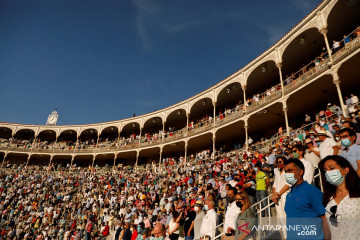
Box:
[318,155,360,240]
[304,139,321,168]
[284,158,331,240]
[123,223,132,240]
[272,157,289,239]
[223,188,240,240]
[339,128,360,177]
[292,144,314,184]
[233,192,256,240]
[114,222,123,240]
[316,130,339,159]
[150,223,166,240]
[193,201,205,240]
[183,202,196,240]
[199,200,217,240]
[254,162,269,217]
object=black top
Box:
[184,210,196,236]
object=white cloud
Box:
[293,0,321,13]
[130,0,240,49]
[132,0,160,49]
[262,24,292,46]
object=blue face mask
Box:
[254,168,258,172]
[341,138,352,148]
[310,136,315,139]
[285,170,300,186]
[150,237,164,240]
[325,169,345,186]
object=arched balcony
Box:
[120,122,140,148]
[36,130,57,150]
[78,129,98,150]
[10,129,35,151]
[141,117,163,146]
[57,130,77,151]
[326,0,360,47]
[282,28,325,82]
[188,98,214,136]
[99,126,119,149]
[245,60,281,114]
[216,82,245,127]
[164,109,187,142]
[0,127,12,149]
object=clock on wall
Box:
[46,108,59,125]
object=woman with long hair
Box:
[318,155,360,240]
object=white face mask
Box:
[194,206,199,212]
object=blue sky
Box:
[0,0,321,125]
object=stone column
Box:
[212,135,216,156]
[242,85,247,113]
[332,70,348,117]
[91,155,96,169]
[116,129,121,149]
[276,62,285,96]
[186,113,190,135]
[70,155,75,170]
[158,148,163,171]
[162,121,166,142]
[184,141,188,165]
[113,154,117,171]
[320,28,334,64]
[135,151,140,168]
[47,155,53,172]
[282,101,290,136]
[25,155,31,168]
[213,101,216,128]
[245,123,249,150]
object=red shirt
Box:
[131,230,138,240]
[325,110,332,116]
[102,225,109,236]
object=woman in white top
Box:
[167,210,180,240]
[319,155,360,240]
[272,156,290,239]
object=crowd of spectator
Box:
[1,99,360,240]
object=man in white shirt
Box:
[351,94,359,105]
[293,144,315,184]
[223,188,241,239]
[200,200,217,240]
[316,130,339,159]
[303,139,321,168]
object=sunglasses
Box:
[329,205,338,227]
[278,161,284,164]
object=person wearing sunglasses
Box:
[233,192,255,240]
[318,155,360,240]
